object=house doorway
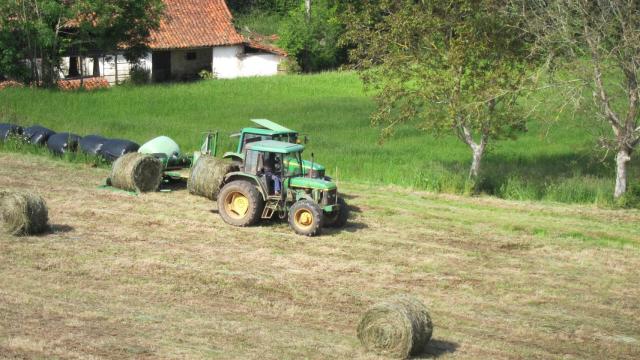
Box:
[152,51,171,82]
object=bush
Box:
[617,182,640,208]
[277,0,345,72]
[129,66,150,85]
[277,56,302,74]
[198,69,216,80]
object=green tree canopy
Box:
[342,0,535,180]
[0,0,164,86]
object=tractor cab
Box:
[224,119,328,180]
[218,140,347,236]
[234,119,300,153]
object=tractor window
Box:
[244,150,261,174]
[243,134,264,149]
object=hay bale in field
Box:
[357,295,433,359]
[187,155,238,200]
[0,191,49,236]
[109,153,163,193]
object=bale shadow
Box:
[47,224,74,234]
[413,339,459,359]
[160,178,187,192]
[29,224,74,238]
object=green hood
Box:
[284,158,325,173]
[288,177,336,190]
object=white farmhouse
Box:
[61,0,287,84]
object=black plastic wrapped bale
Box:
[79,135,107,155]
[46,133,81,155]
[0,123,23,142]
[23,125,56,146]
[99,139,140,162]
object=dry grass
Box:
[0,153,639,359]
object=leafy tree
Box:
[0,0,163,87]
[227,0,299,14]
[278,0,345,72]
[514,0,640,199]
[342,0,534,180]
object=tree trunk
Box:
[614,148,631,199]
[459,124,488,179]
[469,142,485,179]
[305,0,311,19]
[93,56,100,76]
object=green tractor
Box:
[222,119,328,180]
[217,139,347,236]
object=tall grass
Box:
[1,71,638,206]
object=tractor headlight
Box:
[323,189,337,205]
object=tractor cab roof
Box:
[246,140,304,154]
[251,119,295,133]
[232,119,297,138]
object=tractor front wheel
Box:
[217,180,264,227]
[289,200,323,236]
[324,197,349,228]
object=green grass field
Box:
[1,71,638,205]
[1,153,639,358]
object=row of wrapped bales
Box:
[0,123,23,141]
[0,123,139,162]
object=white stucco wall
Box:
[59,45,284,84]
[61,53,151,85]
[239,53,282,77]
[211,46,243,79]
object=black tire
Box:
[217,180,264,227]
[324,197,349,228]
[289,200,323,236]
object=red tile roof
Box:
[149,0,245,50]
[246,40,288,57]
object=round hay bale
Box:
[187,155,238,200]
[109,153,163,193]
[357,295,433,359]
[0,191,49,236]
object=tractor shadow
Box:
[207,209,368,235]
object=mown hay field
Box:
[1,72,638,205]
[1,153,639,359]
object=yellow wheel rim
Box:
[225,191,249,219]
[294,209,314,230]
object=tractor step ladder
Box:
[262,199,280,219]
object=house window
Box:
[186,52,197,61]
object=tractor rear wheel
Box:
[217,180,264,227]
[289,200,323,236]
[324,197,349,228]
